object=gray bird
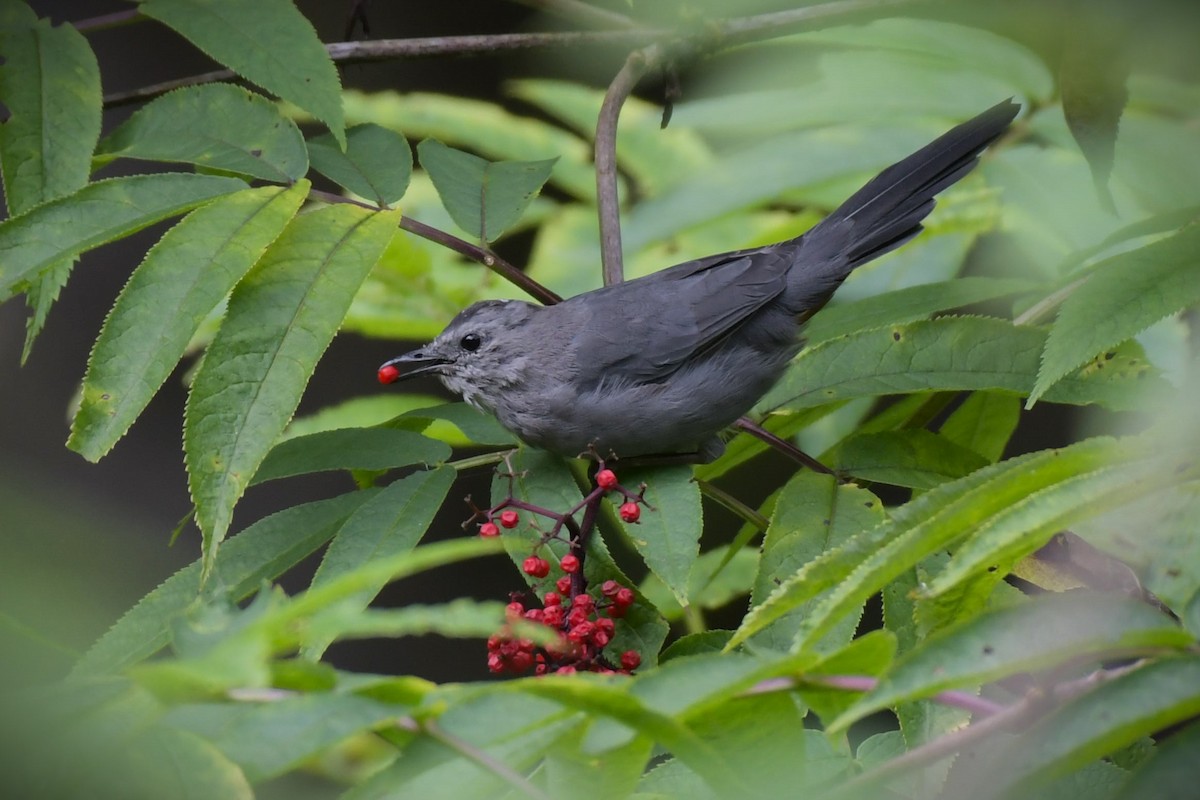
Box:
[380,100,1019,462]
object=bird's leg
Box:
[734,416,835,475]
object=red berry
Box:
[479,521,500,538]
[556,576,573,594]
[600,580,621,598]
[556,665,577,675]
[543,591,562,606]
[499,509,520,529]
[567,607,590,628]
[620,650,641,671]
[568,621,595,643]
[523,608,544,623]
[614,587,635,607]
[487,653,505,673]
[542,605,564,627]
[596,469,618,490]
[506,601,525,617]
[522,556,550,578]
[560,554,581,573]
[377,364,401,384]
[619,502,641,523]
[510,650,534,673]
[596,618,615,636]
[592,628,611,648]
[606,604,627,619]
[571,593,595,612]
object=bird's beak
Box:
[377,349,450,384]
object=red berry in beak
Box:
[377,364,401,384]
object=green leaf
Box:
[0,4,101,215]
[69,183,308,461]
[96,84,308,182]
[726,437,1129,651]
[760,317,1163,414]
[805,278,1036,343]
[122,726,253,799]
[614,465,701,606]
[306,599,530,647]
[71,490,375,677]
[389,401,517,447]
[993,657,1200,794]
[1030,224,1200,406]
[161,693,403,781]
[20,257,74,363]
[751,471,884,652]
[939,391,1021,463]
[546,727,653,800]
[137,0,344,146]
[416,138,556,242]
[303,467,455,656]
[251,428,450,485]
[308,123,413,206]
[1112,719,1200,800]
[831,592,1191,734]
[835,429,991,489]
[640,546,758,623]
[184,205,399,579]
[0,173,246,299]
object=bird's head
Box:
[377,299,540,412]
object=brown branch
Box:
[308,188,562,305]
[72,9,142,33]
[734,417,834,474]
[741,674,1008,718]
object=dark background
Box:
[1,0,1085,684]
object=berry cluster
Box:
[486,570,640,675]
[478,463,649,676]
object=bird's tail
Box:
[787,99,1019,314]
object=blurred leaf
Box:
[751,471,884,652]
[72,490,375,677]
[805,277,1036,343]
[69,183,307,461]
[138,0,344,146]
[545,726,653,800]
[990,656,1200,795]
[831,592,1190,734]
[1060,2,1130,213]
[162,693,406,781]
[252,428,450,485]
[96,84,308,182]
[123,726,253,799]
[615,465,702,606]
[304,467,455,656]
[185,205,399,579]
[308,123,412,206]
[306,599,535,647]
[1112,719,1200,800]
[939,391,1021,463]
[340,89,596,200]
[0,173,245,299]
[417,138,556,243]
[799,631,897,724]
[640,545,757,622]
[835,430,990,489]
[0,3,100,215]
[1030,224,1200,406]
[760,317,1165,414]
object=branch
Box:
[308,188,562,305]
[590,0,923,284]
[733,417,834,474]
[740,674,1007,718]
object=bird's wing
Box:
[568,246,791,386]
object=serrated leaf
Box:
[69,183,308,462]
[0,5,101,215]
[726,437,1129,651]
[835,429,991,489]
[0,173,246,299]
[185,205,400,579]
[805,278,1036,343]
[939,391,1021,463]
[615,465,701,606]
[831,592,1191,734]
[303,467,455,656]
[308,123,412,206]
[417,138,556,242]
[71,490,375,678]
[751,471,884,652]
[20,257,73,362]
[161,693,403,781]
[1112,718,1200,800]
[251,428,450,485]
[1030,224,1200,406]
[760,317,1163,415]
[137,0,344,147]
[96,84,308,182]
[991,657,1200,794]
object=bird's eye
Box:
[460,333,483,352]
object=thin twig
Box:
[740,674,1007,718]
[72,9,141,33]
[595,46,660,286]
[734,417,834,474]
[308,188,562,305]
[422,719,554,800]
